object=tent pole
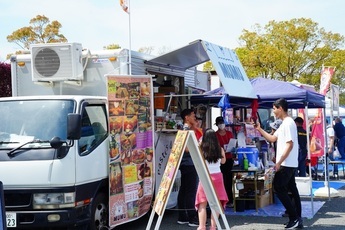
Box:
[304,104,314,215]
[314,107,339,198]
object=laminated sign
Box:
[147,130,231,230]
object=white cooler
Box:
[295,177,312,196]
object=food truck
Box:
[1,40,256,229]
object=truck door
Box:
[75,101,109,186]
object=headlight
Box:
[33,192,75,209]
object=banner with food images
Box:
[310,66,336,158]
[107,75,154,228]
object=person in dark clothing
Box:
[177,109,203,227]
[214,116,234,208]
[333,117,345,159]
[294,117,308,177]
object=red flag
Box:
[310,109,324,158]
[251,99,259,123]
[310,66,336,158]
[319,66,335,95]
[120,0,129,13]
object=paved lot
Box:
[114,177,345,230]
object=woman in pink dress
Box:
[195,129,228,230]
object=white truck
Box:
[2,40,213,229]
[2,42,162,230]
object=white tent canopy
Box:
[304,98,345,118]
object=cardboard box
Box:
[238,189,273,210]
[257,192,273,208]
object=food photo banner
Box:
[106,75,154,228]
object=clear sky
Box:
[1,0,344,61]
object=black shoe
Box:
[188,220,199,227]
[177,219,189,225]
[297,222,304,229]
[177,216,189,225]
[285,219,299,229]
[188,217,199,227]
[297,218,304,229]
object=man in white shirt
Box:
[255,98,302,229]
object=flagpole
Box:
[128,0,132,75]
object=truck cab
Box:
[1,96,109,229]
[3,43,130,229]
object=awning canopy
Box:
[146,40,257,99]
[251,77,325,109]
[145,40,209,70]
[191,77,326,109]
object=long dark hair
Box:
[201,128,222,163]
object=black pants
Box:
[177,164,198,221]
[273,166,301,220]
[220,158,234,203]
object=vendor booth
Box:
[149,39,327,214]
[250,77,325,109]
[192,77,325,109]
[192,77,327,212]
[148,40,258,208]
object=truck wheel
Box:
[90,193,108,230]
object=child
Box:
[195,129,228,230]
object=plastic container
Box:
[237,147,259,169]
[295,177,311,196]
[243,158,248,170]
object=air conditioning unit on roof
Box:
[31,43,84,82]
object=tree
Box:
[235,18,345,92]
[203,61,214,72]
[138,46,154,54]
[103,44,121,50]
[7,15,67,50]
[0,62,11,97]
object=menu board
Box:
[147,130,230,230]
[154,131,188,215]
[107,75,154,228]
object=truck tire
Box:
[90,193,108,230]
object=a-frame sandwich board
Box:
[146,130,230,230]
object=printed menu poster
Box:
[107,75,154,228]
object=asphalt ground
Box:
[114,177,345,230]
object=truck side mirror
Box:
[67,113,82,140]
[50,136,65,149]
[50,137,70,159]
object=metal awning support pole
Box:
[304,104,314,215]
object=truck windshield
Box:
[0,100,74,148]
